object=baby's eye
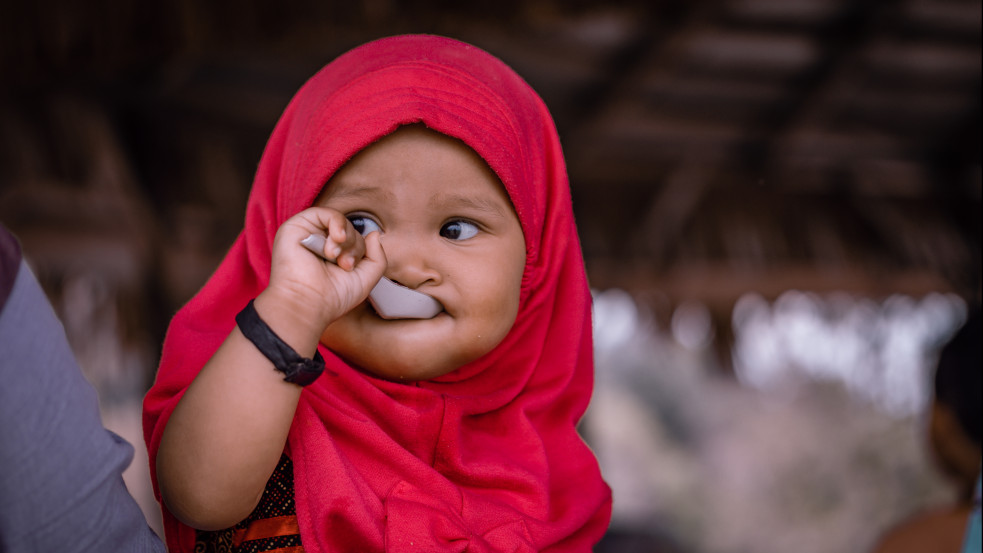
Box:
[440,220,479,241]
[347,215,381,236]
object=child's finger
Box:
[285,207,340,255]
[361,231,386,268]
[322,214,350,261]
[353,231,387,284]
[290,207,371,271]
[297,207,353,261]
[331,220,367,271]
[335,238,366,272]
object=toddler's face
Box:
[315,125,526,381]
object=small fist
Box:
[265,207,386,329]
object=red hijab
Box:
[143,34,611,552]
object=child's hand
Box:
[264,207,386,331]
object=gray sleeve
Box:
[0,260,165,553]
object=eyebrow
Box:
[324,181,512,218]
[324,184,396,203]
[432,193,511,219]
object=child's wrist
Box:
[235,299,327,386]
[252,289,329,357]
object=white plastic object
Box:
[300,234,443,320]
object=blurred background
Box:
[0,1,979,552]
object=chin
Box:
[365,364,458,382]
[342,351,461,382]
[379,369,447,382]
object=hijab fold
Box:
[143,34,611,552]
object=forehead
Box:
[321,125,514,210]
[336,125,488,174]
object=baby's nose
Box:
[379,235,440,289]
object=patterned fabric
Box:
[962,473,981,553]
[196,454,304,553]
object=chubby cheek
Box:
[469,277,522,350]
[465,305,518,360]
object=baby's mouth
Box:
[368,277,443,320]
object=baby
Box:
[144,35,612,552]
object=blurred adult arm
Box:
[0,223,165,553]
